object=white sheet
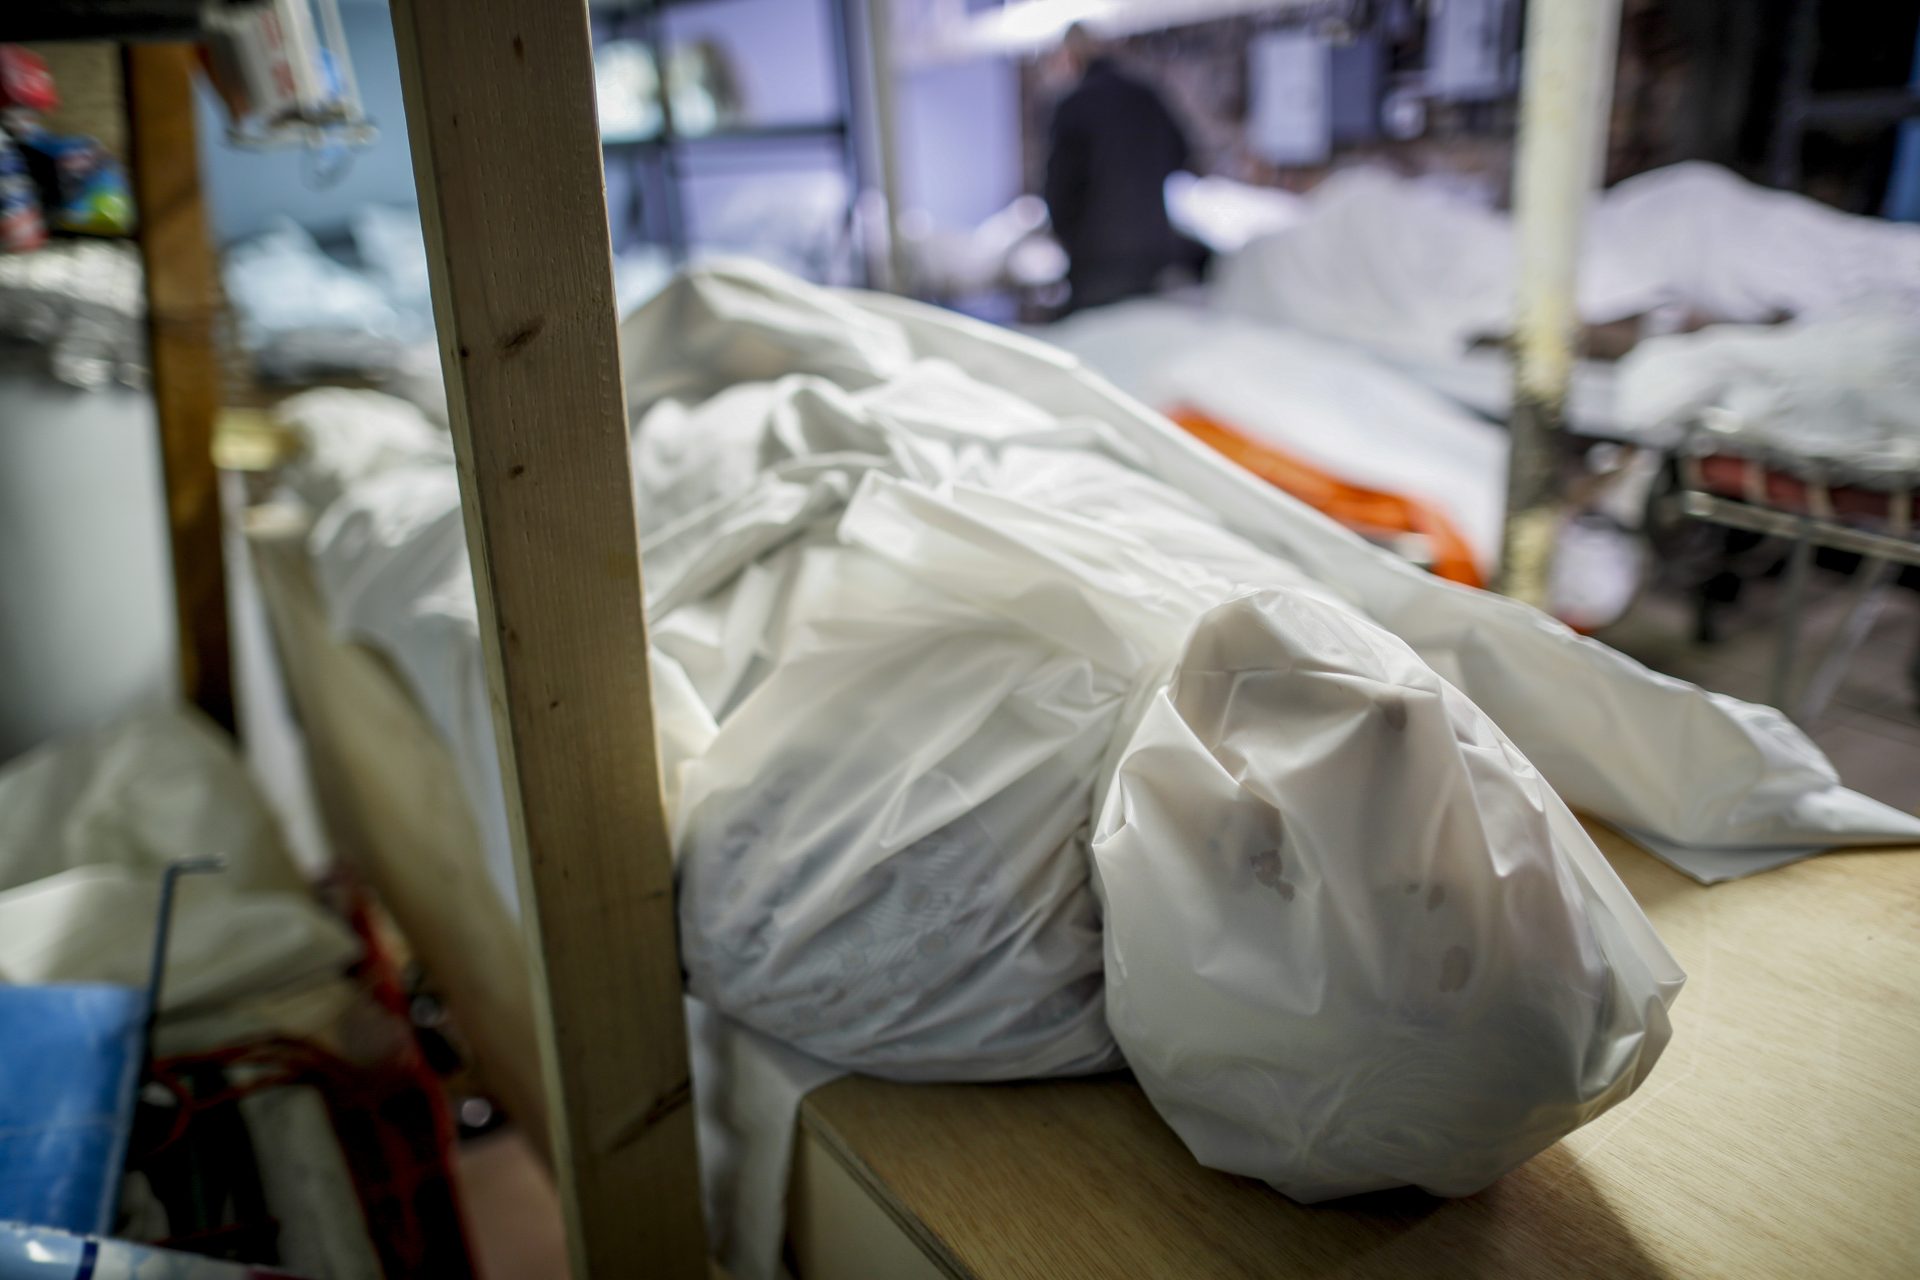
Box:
[1370,344,1623,439]
[1164,172,1306,254]
[294,449,824,1278]
[1616,308,1920,474]
[1040,298,1510,572]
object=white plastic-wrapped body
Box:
[1095,592,1676,1200]
[675,540,1122,1080]
[1616,308,1920,475]
[281,262,1920,1226]
[1213,162,1920,361]
[824,472,1678,1200]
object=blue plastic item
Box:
[0,984,143,1235]
[0,1221,304,1278]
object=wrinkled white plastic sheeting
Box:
[819,474,1678,1199]
[1617,309,1920,476]
[673,526,1122,1082]
[223,210,678,391]
[616,263,1919,857]
[275,388,455,513]
[0,708,360,1052]
[295,275,1676,1211]
[1587,164,1920,331]
[856,287,1920,858]
[282,262,1920,1267]
[1094,591,1678,1199]
[1212,167,1517,359]
[630,272,1680,1202]
[224,219,425,381]
[1214,161,1920,361]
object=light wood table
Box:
[797,826,1920,1279]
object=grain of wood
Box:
[788,1126,954,1280]
[804,824,1920,1279]
[125,44,234,734]
[248,510,548,1157]
[386,2,707,1274]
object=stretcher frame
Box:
[1671,451,1920,721]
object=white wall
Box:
[0,356,178,762]
[895,58,1023,230]
[662,0,841,125]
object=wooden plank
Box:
[788,1126,953,1280]
[125,43,235,734]
[803,825,1920,1279]
[246,509,549,1157]
[385,3,708,1276]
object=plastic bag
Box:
[284,263,1919,1209]
[675,534,1122,1080]
[830,474,1681,1199]
[651,400,1680,1185]
[1094,591,1681,1200]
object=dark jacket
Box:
[1044,58,1192,309]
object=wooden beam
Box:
[125,43,235,734]
[247,507,550,1163]
[387,2,708,1276]
[12,2,202,43]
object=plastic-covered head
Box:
[1093,589,1680,1200]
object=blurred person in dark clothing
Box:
[1044,24,1197,313]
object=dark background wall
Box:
[1016,0,1920,215]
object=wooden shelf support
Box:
[388,1,708,1275]
[125,42,235,735]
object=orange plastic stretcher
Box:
[1167,406,1486,589]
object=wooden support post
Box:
[1502,0,1621,608]
[125,43,235,734]
[387,2,708,1276]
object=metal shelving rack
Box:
[3,11,236,735]
[595,0,870,277]
[1766,0,1920,191]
